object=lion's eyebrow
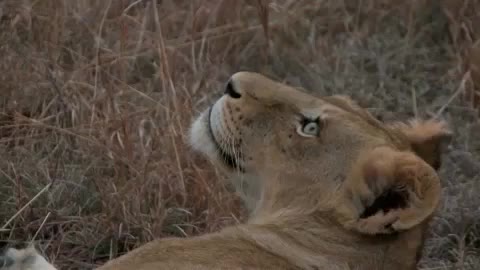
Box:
[298,106,333,120]
[301,116,321,123]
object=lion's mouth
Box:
[207,106,244,172]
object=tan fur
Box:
[2,72,451,270]
[388,119,452,170]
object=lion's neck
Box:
[241,211,428,270]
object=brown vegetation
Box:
[0,0,479,269]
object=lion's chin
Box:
[188,107,244,173]
[189,109,217,160]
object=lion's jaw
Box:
[189,100,263,211]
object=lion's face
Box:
[190,72,395,205]
[190,72,450,234]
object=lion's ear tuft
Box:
[390,119,452,170]
[336,147,441,235]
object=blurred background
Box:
[0,0,479,269]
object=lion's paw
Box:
[0,246,56,270]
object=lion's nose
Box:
[224,78,242,99]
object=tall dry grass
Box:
[0,1,479,269]
[0,1,258,267]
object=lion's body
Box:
[95,216,427,270]
[1,72,450,270]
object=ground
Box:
[0,1,479,269]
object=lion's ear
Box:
[336,147,441,235]
[390,119,452,170]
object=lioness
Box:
[1,72,451,270]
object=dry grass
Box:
[0,1,478,269]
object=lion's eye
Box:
[297,118,321,137]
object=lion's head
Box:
[190,71,450,235]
